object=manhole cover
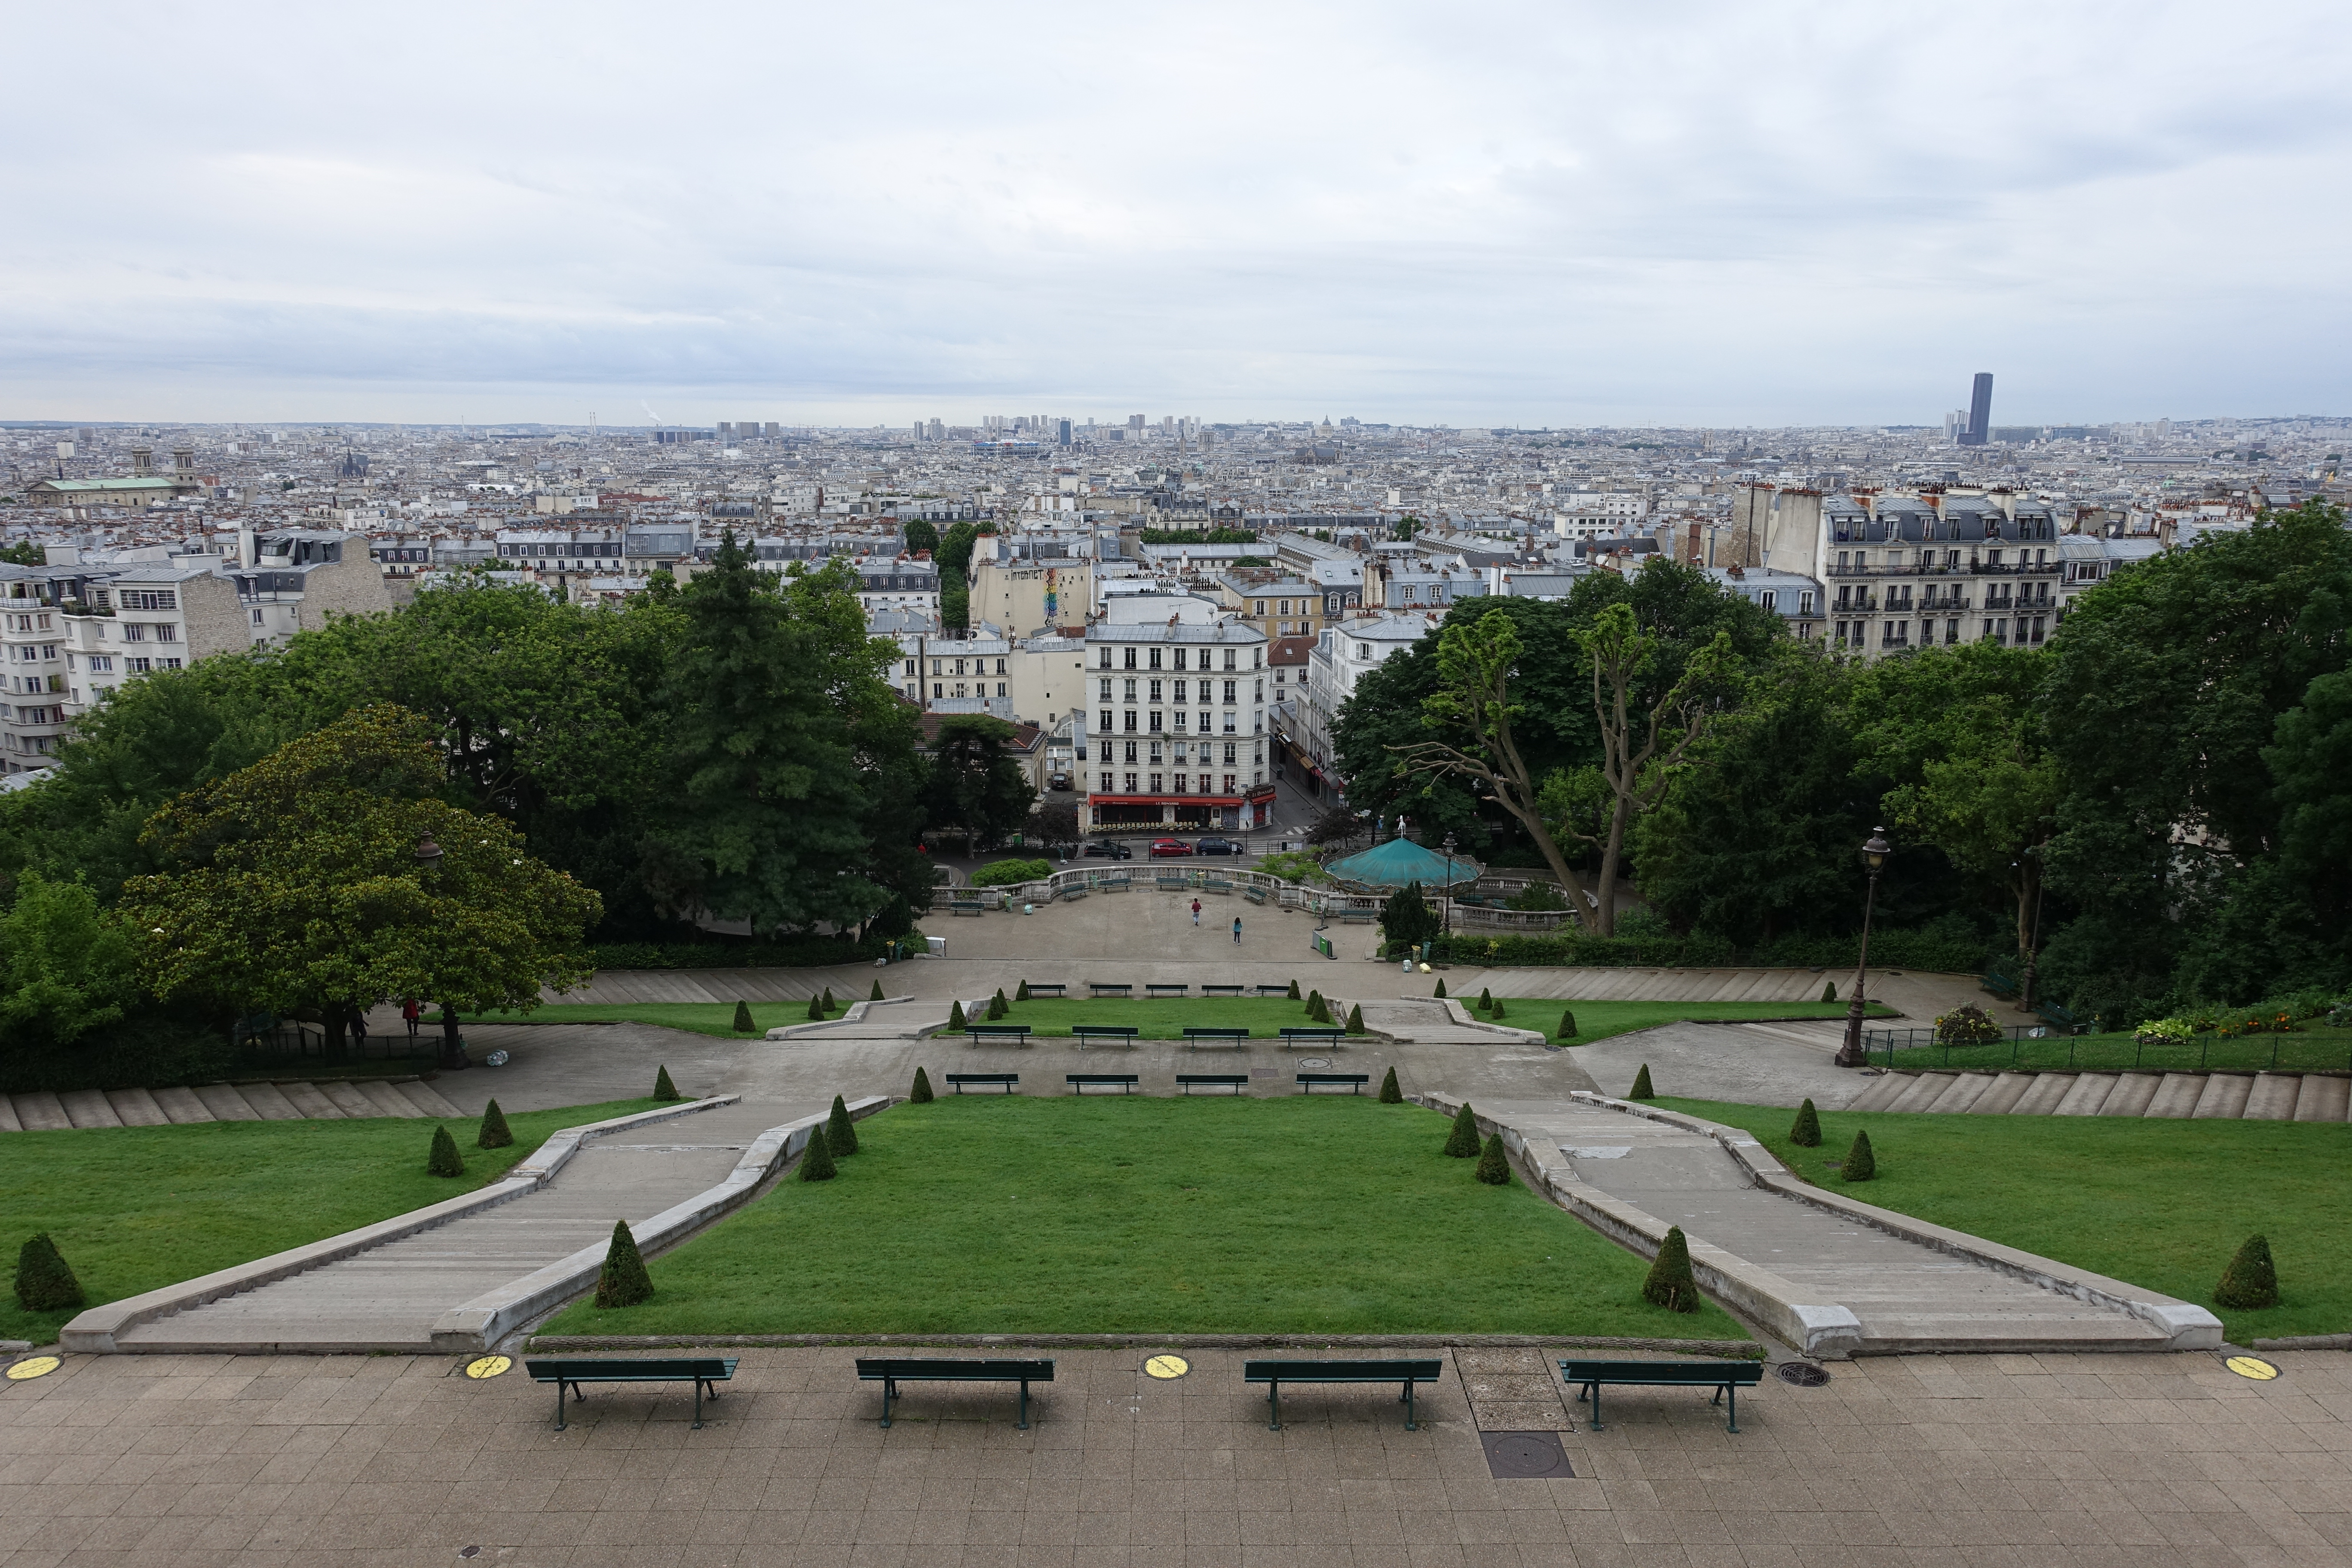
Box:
[1775,1362,1831,1388]
[1295,1056,1332,1068]
[1480,1431,1574,1479]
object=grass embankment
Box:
[1486,997,1890,1046]
[1875,1026,2352,1075]
[1657,1095,2352,1344]
[544,1095,1750,1341]
[475,1000,845,1037]
[0,1096,661,1346]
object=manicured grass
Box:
[1466,997,1892,1045]
[1874,1027,2352,1076]
[1656,1094,2352,1344]
[543,1096,1751,1341]
[473,1001,843,1037]
[0,1096,662,1347]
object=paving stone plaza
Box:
[6,892,2347,1565]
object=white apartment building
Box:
[1292,610,1442,799]
[919,623,1014,720]
[1081,615,1273,833]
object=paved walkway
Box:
[3,1343,2344,1565]
[1569,1021,1862,1109]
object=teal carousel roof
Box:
[1324,837,1482,891]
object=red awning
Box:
[1087,794,1245,807]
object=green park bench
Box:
[1066,1074,1139,1094]
[1243,885,1269,904]
[1280,1027,1348,1049]
[1060,885,1090,900]
[1338,911,1378,925]
[1023,983,1067,998]
[1254,983,1293,996]
[949,900,986,917]
[1244,1358,1444,1431]
[1099,876,1131,892]
[1558,1358,1764,1433]
[1155,873,1190,891]
[963,1023,1032,1047]
[943,1073,1019,1094]
[1176,1073,1249,1094]
[1088,982,1133,998]
[526,1357,738,1431]
[857,1357,1055,1430]
[1297,1072,1369,1094]
[1184,1026,1250,1049]
[1072,1024,1139,1048]
[1201,984,1246,996]
[1146,983,1188,998]
[1203,879,1233,895]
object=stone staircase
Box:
[0,1077,464,1131]
[1847,1068,2351,1121]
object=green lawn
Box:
[1656,1095,2352,1344]
[542,1096,1751,1341]
[1480,997,1891,1045]
[1873,1027,2352,1076]
[0,1096,661,1346]
[474,1001,844,1038]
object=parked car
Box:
[1192,836,1244,856]
[1148,838,1194,858]
[1081,840,1134,860]
[1047,774,1072,791]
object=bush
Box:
[589,934,897,970]
[594,1220,653,1308]
[1841,1130,1876,1182]
[822,988,836,1012]
[1557,1009,1577,1040]
[1422,920,1988,974]
[948,1000,967,1031]
[1821,980,1838,1003]
[427,1124,464,1177]
[1378,1066,1402,1103]
[1444,1101,1482,1158]
[14,1232,84,1311]
[1306,990,1327,1023]
[1379,880,1440,949]
[1506,882,1570,912]
[1629,1065,1654,1100]
[2216,1234,2280,1310]
[1934,1004,2002,1046]
[2136,1017,2194,1048]
[1286,979,1300,1001]
[1489,1000,1505,1020]
[1478,987,1494,1012]
[477,1099,514,1149]
[799,1125,837,1181]
[732,1000,756,1033]
[807,993,825,1021]
[1788,1099,1821,1148]
[1016,980,1031,1001]
[1346,1003,1365,1033]
[1641,1225,1701,1312]
[971,858,1053,888]
[1475,1133,1512,1185]
[988,989,1009,1020]
[1433,979,1447,998]
[827,1094,860,1157]
[910,1066,934,1103]
[655,1065,680,1101]
[870,979,884,1001]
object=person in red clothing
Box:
[401,998,421,1040]
[1191,898,1202,926]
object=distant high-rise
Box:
[1959,373,1994,446]
[1057,419,1072,447]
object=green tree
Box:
[595,1219,654,1306]
[1378,880,1439,949]
[0,873,141,1054]
[0,541,46,567]
[115,706,601,1062]
[901,518,941,560]
[924,714,1037,850]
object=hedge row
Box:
[1419,925,1988,974]
[588,934,904,971]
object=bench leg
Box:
[1402,1379,1417,1431]
[1267,1381,1281,1431]
[554,1381,568,1431]
[1018,1379,1030,1431]
[880,1377,897,1429]
[693,1378,705,1430]
[1725,1382,1739,1434]
[1583,1381,1603,1431]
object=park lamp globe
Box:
[414,834,444,869]
[1860,829,1891,873]
[1835,827,1893,1069]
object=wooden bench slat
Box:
[1242,1359,1444,1432]
[525,1357,739,1431]
[854,1357,1055,1430]
[1297,1073,1371,1094]
[943,1074,1019,1093]
[1556,1359,1764,1433]
[1066,1074,1139,1093]
[1176,1074,1249,1093]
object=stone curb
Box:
[521,1332,1762,1355]
[429,1095,893,1351]
[58,1096,743,1354]
[2251,1335,2352,1351]
[1577,1093,2223,1352]
[766,995,916,1041]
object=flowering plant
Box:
[2135,1017,2193,1047]
[1934,1004,2003,1046]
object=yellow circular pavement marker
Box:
[2225,1355,2278,1381]
[6,1357,61,1381]
[1142,1354,1190,1381]
[464,1355,513,1380]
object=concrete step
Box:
[192,1083,260,1121]
[152,1085,214,1124]
[58,1089,123,1129]
[2051,1073,2119,1116]
[2101,1073,2164,1118]
[0,1096,20,1132]
[1884,1073,1956,1113]
[274,1081,346,1119]
[2294,1075,2351,1122]
[2244,1072,2302,1121]
[1922,1073,1991,1113]
[1967,1072,2034,1113]
[15,1092,72,1131]
[320,1081,379,1117]
[233,1082,304,1121]
[2145,1074,2205,1118]
[354,1081,425,1118]
[395,1081,466,1118]
[1847,1073,1915,1112]
[2190,1074,2254,1119]
[2009,1073,2076,1115]
[106,1087,172,1127]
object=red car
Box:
[1149,838,1194,858]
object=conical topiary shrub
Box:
[1286,978,1300,1000]
[655,1065,680,1101]
[827,1094,859,1157]
[1478,986,1494,1012]
[807,992,825,1021]
[1489,999,1505,1020]
[1822,980,1838,1003]
[799,1124,837,1181]
[1788,1099,1821,1148]
[988,988,1009,1020]
[477,1098,513,1149]
[1557,1009,1578,1040]
[1475,1133,1511,1185]
[14,1233,84,1311]
[822,988,836,1012]
[1306,988,1325,1019]
[1642,1225,1701,1312]
[948,1000,967,1031]
[1629,1064,1654,1100]
[1016,980,1031,1001]
[910,1066,934,1103]
[1841,1129,1876,1182]
[1433,978,1448,998]
[594,1220,653,1308]
[2215,1234,2280,1310]
[870,979,884,1001]
[427,1124,465,1177]
[733,999,756,1033]
[1378,1066,1402,1103]
[1444,1101,1482,1158]
[1345,1003,1365,1033]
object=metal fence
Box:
[1866,1025,2350,1073]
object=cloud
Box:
[2,0,2345,423]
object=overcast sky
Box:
[5,0,2343,428]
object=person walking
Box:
[1191,898,1202,926]
[1232,916,1243,945]
[402,998,420,1040]
[349,1003,370,1054]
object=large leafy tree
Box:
[924,714,1038,850]
[0,873,141,1054]
[649,532,888,934]
[116,705,601,1058]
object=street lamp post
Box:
[2018,842,2047,1014]
[1440,832,1458,939]
[1836,827,1893,1069]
